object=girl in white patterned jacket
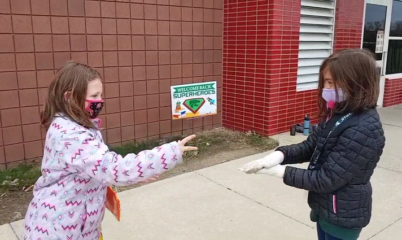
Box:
[23,62,197,240]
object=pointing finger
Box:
[183,146,198,152]
[180,134,196,145]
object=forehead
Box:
[87,78,102,92]
[322,68,333,79]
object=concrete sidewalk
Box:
[3,106,402,240]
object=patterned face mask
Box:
[85,99,104,119]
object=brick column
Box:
[263,0,309,135]
[222,0,365,136]
[333,0,365,51]
[223,0,310,136]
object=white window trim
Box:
[364,0,402,78]
[385,35,402,78]
[385,73,402,79]
[361,0,392,76]
[296,0,337,92]
[387,0,402,76]
[384,1,402,77]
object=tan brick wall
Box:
[0,0,223,168]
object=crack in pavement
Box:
[383,123,402,129]
[367,216,402,239]
[377,165,402,174]
[194,171,315,230]
[9,223,19,240]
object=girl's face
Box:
[323,68,335,89]
[84,78,104,119]
[321,68,347,105]
[85,78,103,109]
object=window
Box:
[297,0,336,91]
[387,40,402,74]
[389,0,402,37]
[386,0,402,74]
[362,4,387,62]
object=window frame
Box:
[385,0,402,77]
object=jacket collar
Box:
[55,112,101,129]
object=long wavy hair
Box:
[41,61,101,130]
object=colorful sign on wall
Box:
[170,81,217,120]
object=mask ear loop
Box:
[326,101,334,121]
[96,118,102,128]
[85,103,94,115]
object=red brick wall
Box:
[222,0,308,136]
[333,0,365,51]
[263,1,318,136]
[0,0,223,169]
[384,78,402,107]
[222,0,364,136]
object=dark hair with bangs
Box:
[317,48,380,117]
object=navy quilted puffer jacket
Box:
[277,108,385,229]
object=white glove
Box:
[256,165,286,178]
[239,151,284,174]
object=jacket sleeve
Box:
[283,125,378,193]
[59,130,183,186]
[276,122,321,165]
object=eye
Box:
[91,92,101,98]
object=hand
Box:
[178,135,198,153]
[239,151,284,174]
[256,165,286,178]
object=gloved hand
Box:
[239,151,284,174]
[256,165,286,178]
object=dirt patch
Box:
[0,191,32,225]
[0,128,278,225]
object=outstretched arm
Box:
[282,126,378,193]
[60,131,195,186]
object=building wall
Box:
[333,0,365,52]
[222,0,364,136]
[384,78,402,107]
[0,0,223,169]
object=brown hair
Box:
[41,61,101,130]
[317,48,379,117]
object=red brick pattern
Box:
[222,0,317,136]
[333,0,364,51]
[222,0,365,136]
[0,0,223,169]
[384,78,402,107]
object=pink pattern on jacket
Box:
[23,115,183,240]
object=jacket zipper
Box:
[333,195,337,214]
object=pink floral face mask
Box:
[85,99,104,119]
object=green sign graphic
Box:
[183,98,205,114]
[172,83,216,99]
